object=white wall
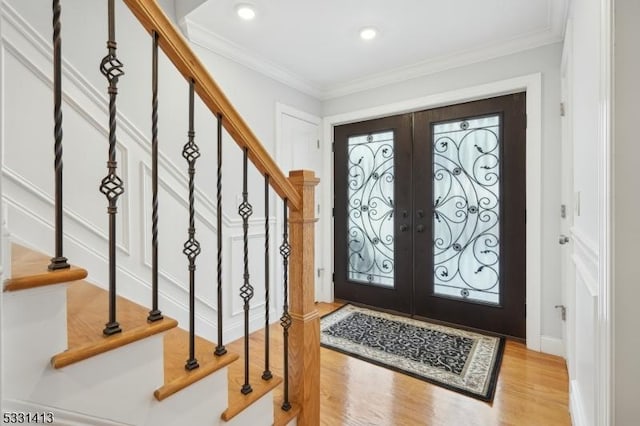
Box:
[0,0,321,346]
[613,0,640,423]
[324,43,564,341]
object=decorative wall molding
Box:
[0,1,239,227]
[571,226,598,298]
[0,2,283,346]
[182,18,322,99]
[2,167,130,255]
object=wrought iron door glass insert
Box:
[432,115,500,304]
[347,131,395,288]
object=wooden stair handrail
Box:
[122,0,302,211]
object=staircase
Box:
[0,0,320,425]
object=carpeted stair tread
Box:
[221,363,282,421]
[4,243,87,291]
[51,280,178,368]
[154,328,239,401]
[272,400,300,426]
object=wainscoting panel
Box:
[570,226,598,426]
[0,2,282,344]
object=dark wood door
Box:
[413,94,526,338]
[334,114,412,313]
[333,93,527,338]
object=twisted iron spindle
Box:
[148,31,163,322]
[214,114,227,356]
[183,80,200,371]
[262,175,272,381]
[238,147,254,395]
[49,0,70,271]
[280,198,292,411]
[99,0,124,336]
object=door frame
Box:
[322,73,543,351]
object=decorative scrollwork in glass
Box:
[432,115,501,304]
[347,131,395,287]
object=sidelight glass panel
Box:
[432,115,500,304]
[347,131,395,287]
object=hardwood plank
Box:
[227,302,571,426]
[4,243,87,291]
[51,281,177,368]
[155,327,239,401]
[273,401,301,426]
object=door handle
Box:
[400,224,409,232]
[416,224,425,233]
[559,234,570,245]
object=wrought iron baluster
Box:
[280,198,292,411]
[99,0,124,336]
[49,0,70,271]
[238,147,254,394]
[183,80,200,371]
[148,31,162,322]
[262,175,272,381]
[214,114,227,356]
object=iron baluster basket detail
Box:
[280,198,292,411]
[238,147,254,395]
[215,113,227,356]
[49,0,70,271]
[183,79,200,371]
[99,0,124,336]
[148,30,163,322]
[262,174,273,381]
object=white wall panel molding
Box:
[2,167,130,254]
[0,1,236,226]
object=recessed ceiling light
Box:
[360,27,377,41]
[236,4,256,20]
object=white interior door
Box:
[560,30,575,376]
[277,105,323,301]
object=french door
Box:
[334,93,527,338]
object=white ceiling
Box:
[183,0,568,99]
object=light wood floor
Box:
[226,302,571,426]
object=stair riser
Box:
[35,335,164,425]
[225,393,275,426]
[146,368,229,426]
[2,285,68,400]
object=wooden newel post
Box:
[287,170,320,426]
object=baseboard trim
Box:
[540,335,565,357]
[569,380,587,426]
[1,399,132,426]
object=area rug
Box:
[320,304,505,402]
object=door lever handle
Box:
[400,224,409,232]
[416,224,425,233]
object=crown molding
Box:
[182,0,568,101]
[181,18,323,99]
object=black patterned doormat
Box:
[320,304,505,402]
